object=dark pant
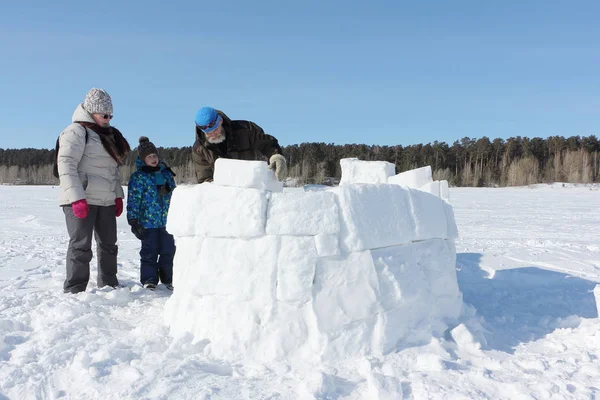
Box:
[63,204,119,293]
[140,228,175,285]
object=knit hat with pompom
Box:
[138,136,158,161]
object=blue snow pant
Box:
[139,228,175,285]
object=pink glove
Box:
[115,198,123,217]
[72,199,89,219]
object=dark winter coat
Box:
[192,111,282,183]
[126,158,177,229]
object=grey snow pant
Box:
[63,204,119,293]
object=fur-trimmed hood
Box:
[72,104,96,124]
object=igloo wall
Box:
[164,159,462,364]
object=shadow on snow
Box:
[456,252,598,353]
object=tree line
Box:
[1,135,598,186]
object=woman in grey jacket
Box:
[57,88,131,293]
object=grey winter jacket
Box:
[57,104,124,206]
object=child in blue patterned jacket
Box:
[127,136,177,291]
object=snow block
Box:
[251,303,318,363]
[171,236,204,293]
[312,251,380,333]
[170,295,268,361]
[371,245,436,351]
[213,158,282,192]
[277,236,317,304]
[388,166,433,189]
[265,177,284,193]
[443,201,459,240]
[190,236,278,306]
[411,239,461,319]
[440,180,450,202]
[450,324,484,354]
[314,234,340,257]
[371,245,430,311]
[194,184,267,238]
[332,184,416,252]
[408,188,448,240]
[266,191,340,235]
[419,181,441,198]
[339,158,396,185]
[165,185,201,237]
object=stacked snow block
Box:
[164,159,462,364]
[387,165,433,188]
[341,158,451,202]
[213,158,283,192]
[339,158,396,185]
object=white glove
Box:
[269,154,287,181]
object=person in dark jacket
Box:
[192,107,287,183]
[127,137,177,291]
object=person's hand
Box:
[72,199,89,219]
[128,219,145,240]
[269,154,288,181]
[115,198,123,217]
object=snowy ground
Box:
[1,184,599,399]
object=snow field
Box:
[0,180,599,399]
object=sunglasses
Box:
[197,117,218,132]
[101,114,113,120]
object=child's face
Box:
[144,153,159,167]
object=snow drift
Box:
[164,158,462,364]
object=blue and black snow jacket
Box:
[126,158,177,229]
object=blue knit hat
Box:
[195,106,222,133]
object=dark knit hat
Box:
[138,136,158,160]
[83,88,113,115]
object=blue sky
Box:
[1,0,599,149]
